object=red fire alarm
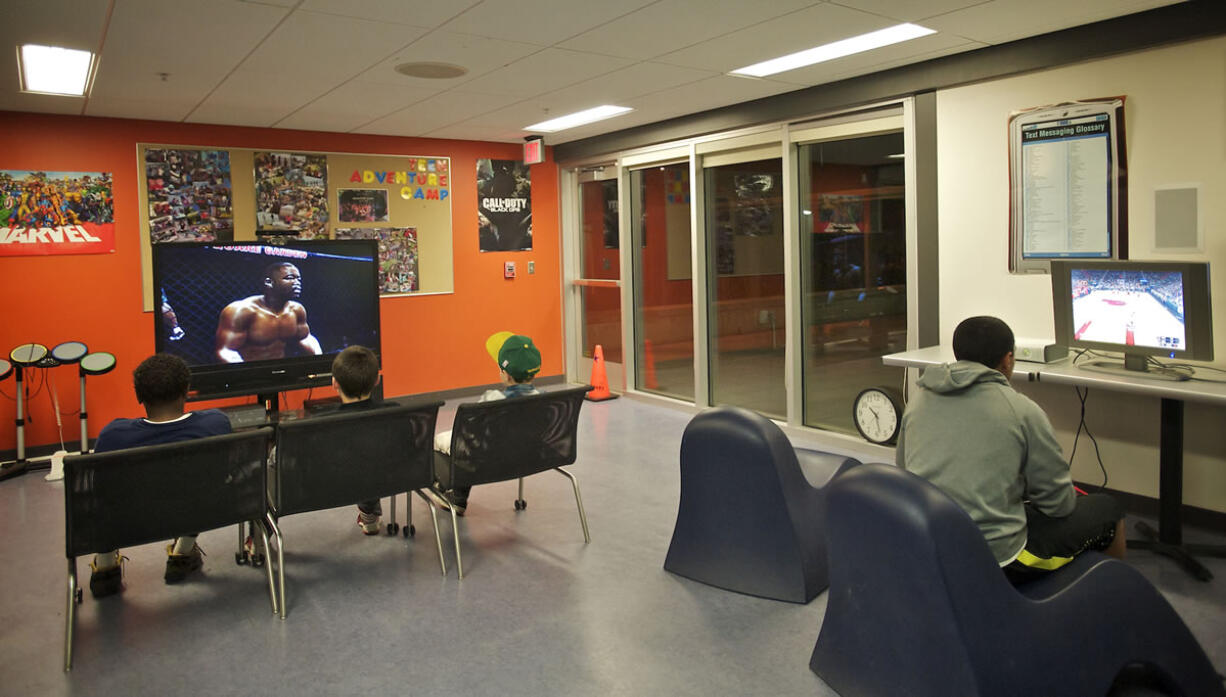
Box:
[504,261,516,279]
[523,136,544,165]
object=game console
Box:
[1014,338,1067,363]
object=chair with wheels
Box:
[433,385,593,578]
[63,429,276,671]
[663,406,861,603]
[810,462,1225,697]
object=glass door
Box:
[572,168,623,391]
[702,148,785,417]
[629,162,694,401]
[795,115,907,432]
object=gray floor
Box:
[1,395,1222,696]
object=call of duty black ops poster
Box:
[476,159,531,252]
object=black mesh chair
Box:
[63,429,276,671]
[433,385,592,578]
[810,463,1226,697]
[270,400,444,613]
[663,406,861,603]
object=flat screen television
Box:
[1050,260,1213,379]
[152,239,381,400]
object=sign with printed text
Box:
[0,170,114,256]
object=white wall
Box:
[936,36,1226,512]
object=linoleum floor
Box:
[1,395,1222,696]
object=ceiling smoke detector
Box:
[394,62,468,79]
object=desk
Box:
[884,347,1226,580]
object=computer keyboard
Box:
[223,405,269,430]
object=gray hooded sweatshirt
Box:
[895,360,1075,565]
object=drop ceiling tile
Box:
[298,0,477,28]
[655,4,896,72]
[829,0,991,22]
[423,123,531,143]
[355,31,544,89]
[187,69,330,127]
[924,0,1185,45]
[457,48,634,97]
[557,0,820,60]
[84,95,201,122]
[237,9,429,82]
[1,93,86,116]
[440,0,656,45]
[518,62,718,115]
[91,0,288,102]
[353,90,521,137]
[275,80,443,132]
[0,0,111,52]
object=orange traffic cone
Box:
[643,339,659,390]
[586,344,619,402]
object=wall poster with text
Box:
[477,159,531,252]
[0,170,114,256]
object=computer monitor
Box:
[1050,260,1213,379]
[152,239,382,400]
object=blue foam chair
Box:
[664,406,860,603]
[810,463,1225,697]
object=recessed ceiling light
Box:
[730,23,936,78]
[394,62,468,79]
[18,44,96,96]
[525,105,633,133]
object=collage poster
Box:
[145,148,233,243]
[0,170,114,256]
[334,227,418,295]
[255,151,328,238]
[476,159,531,252]
[338,188,389,222]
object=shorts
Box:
[1003,492,1124,583]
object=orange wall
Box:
[0,111,562,452]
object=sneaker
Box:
[164,544,204,584]
[88,554,126,598]
[357,512,381,535]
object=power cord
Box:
[1068,385,1109,492]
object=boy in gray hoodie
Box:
[897,316,1125,582]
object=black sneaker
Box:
[164,543,204,584]
[88,555,125,598]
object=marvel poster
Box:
[476,159,531,252]
[0,170,114,256]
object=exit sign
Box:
[523,137,544,165]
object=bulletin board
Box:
[1007,97,1127,274]
[138,145,453,311]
